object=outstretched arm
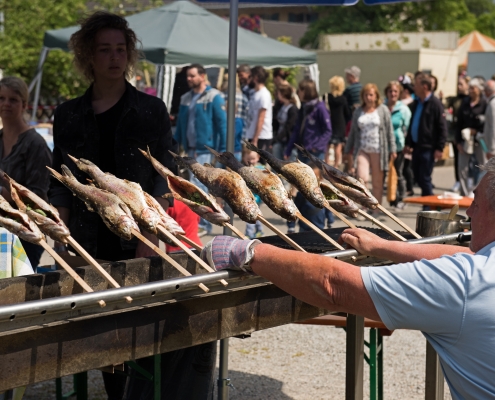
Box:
[340,228,472,264]
[250,243,380,320]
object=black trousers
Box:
[412,147,435,211]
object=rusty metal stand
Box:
[425,341,444,400]
[346,314,364,400]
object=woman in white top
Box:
[345,83,396,206]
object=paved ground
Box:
[24,164,461,399]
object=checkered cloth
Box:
[222,92,249,130]
[0,228,34,279]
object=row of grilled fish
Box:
[0,139,378,253]
[148,140,378,227]
[48,158,186,246]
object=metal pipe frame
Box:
[0,231,468,325]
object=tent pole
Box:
[30,47,49,122]
[219,0,238,399]
[156,64,164,101]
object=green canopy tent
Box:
[30,0,317,119]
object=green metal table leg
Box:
[55,371,87,400]
[74,371,88,400]
[55,377,63,400]
[369,328,378,400]
[378,333,383,400]
[154,354,161,400]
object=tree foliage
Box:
[0,0,163,102]
[300,0,493,48]
[0,0,87,101]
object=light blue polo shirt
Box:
[362,242,495,399]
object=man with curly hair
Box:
[49,11,216,400]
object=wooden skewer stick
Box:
[296,212,344,250]
[39,240,106,307]
[176,233,203,252]
[156,226,229,287]
[131,229,209,293]
[376,204,422,239]
[66,236,133,303]
[357,209,407,241]
[323,203,357,229]
[257,215,306,252]
[222,222,249,240]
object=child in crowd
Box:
[243,149,264,239]
[294,164,334,232]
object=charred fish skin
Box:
[166,176,230,225]
[5,175,71,243]
[48,165,139,241]
[208,147,298,221]
[68,155,163,232]
[244,142,326,209]
[139,148,175,178]
[140,147,230,225]
[169,151,260,223]
[0,196,44,244]
[295,144,379,209]
[319,181,360,218]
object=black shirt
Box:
[326,94,351,141]
[95,95,134,261]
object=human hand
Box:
[201,236,261,273]
[135,232,158,258]
[434,150,443,162]
[251,138,258,147]
[456,143,465,154]
[339,228,386,256]
[487,152,495,160]
[403,146,413,155]
[390,152,397,161]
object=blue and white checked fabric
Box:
[0,228,34,279]
[222,92,249,125]
[201,236,260,273]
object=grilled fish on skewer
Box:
[141,191,187,246]
[320,181,360,218]
[48,165,138,240]
[206,147,298,221]
[169,151,260,223]
[295,144,379,209]
[68,155,163,233]
[244,141,326,209]
[4,174,71,244]
[139,148,230,226]
[0,195,44,244]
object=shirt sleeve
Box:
[261,90,272,110]
[361,255,467,338]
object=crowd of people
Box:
[1,8,495,399]
[93,58,495,238]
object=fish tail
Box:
[61,165,76,180]
[46,166,65,182]
[243,140,258,153]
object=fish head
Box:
[116,214,139,240]
[141,207,163,231]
